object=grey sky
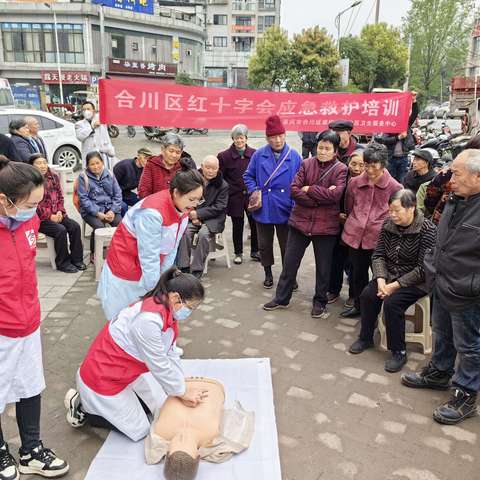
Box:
[280,0,412,38]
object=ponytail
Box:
[0,157,44,203]
[143,266,205,307]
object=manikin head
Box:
[164,428,200,480]
[201,155,219,181]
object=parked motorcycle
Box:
[143,126,179,142]
[178,127,208,136]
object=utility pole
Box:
[403,34,412,91]
[375,0,380,24]
[99,5,106,79]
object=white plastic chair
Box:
[94,227,117,281]
[45,236,57,270]
[204,232,231,275]
[378,295,432,354]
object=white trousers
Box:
[0,328,45,414]
[77,372,162,442]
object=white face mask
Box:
[83,110,94,121]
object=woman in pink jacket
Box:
[341,143,402,318]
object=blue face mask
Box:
[10,206,37,222]
[173,304,193,321]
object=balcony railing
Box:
[232,1,257,11]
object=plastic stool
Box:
[45,236,57,270]
[94,227,117,281]
[204,232,231,274]
[378,295,432,354]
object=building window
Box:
[258,0,275,9]
[213,36,228,47]
[258,15,275,33]
[235,16,252,26]
[213,14,227,25]
[111,34,126,59]
[1,22,84,64]
[233,36,253,52]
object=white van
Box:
[0,108,82,168]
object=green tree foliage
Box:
[404,0,474,102]
[287,26,340,92]
[248,26,340,92]
[248,26,291,90]
[175,72,195,85]
[340,23,408,92]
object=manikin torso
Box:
[154,377,225,457]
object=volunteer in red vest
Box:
[97,165,204,321]
[64,267,207,441]
[0,158,69,479]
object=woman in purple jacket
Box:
[218,124,259,265]
[263,130,348,318]
[341,143,402,318]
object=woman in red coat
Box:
[0,158,69,479]
[29,154,85,273]
[218,124,259,264]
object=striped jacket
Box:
[371,211,437,292]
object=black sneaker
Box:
[263,301,289,311]
[433,388,478,425]
[18,442,69,478]
[340,306,361,318]
[401,363,451,390]
[64,388,86,428]
[311,305,326,318]
[263,276,274,289]
[348,338,374,354]
[57,263,78,274]
[385,351,407,373]
[0,443,18,480]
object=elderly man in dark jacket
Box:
[402,148,480,425]
[263,130,348,317]
[218,124,259,264]
[328,120,357,164]
[178,155,229,278]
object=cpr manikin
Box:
[145,377,254,480]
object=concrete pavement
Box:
[2,131,478,480]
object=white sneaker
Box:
[233,255,243,265]
[0,443,18,480]
[64,388,86,428]
[18,443,69,478]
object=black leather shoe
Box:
[401,363,451,390]
[340,306,361,318]
[433,388,478,425]
[349,338,374,354]
[385,351,408,373]
[311,304,326,318]
[263,276,274,289]
[263,300,289,311]
[57,264,78,273]
[250,251,261,262]
[72,262,87,271]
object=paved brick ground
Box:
[3,131,479,480]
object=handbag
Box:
[248,147,292,212]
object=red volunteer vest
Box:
[106,189,188,281]
[79,298,178,396]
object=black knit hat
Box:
[413,149,433,166]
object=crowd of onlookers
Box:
[0,95,479,480]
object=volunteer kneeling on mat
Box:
[0,157,69,480]
[64,267,207,441]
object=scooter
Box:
[179,127,208,135]
[107,125,120,138]
[126,125,136,138]
[143,126,179,142]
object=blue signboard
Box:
[11,85,41,110]
[92,0,154,15]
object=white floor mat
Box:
[85,358,281,480]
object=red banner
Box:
[99,78,413,133]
